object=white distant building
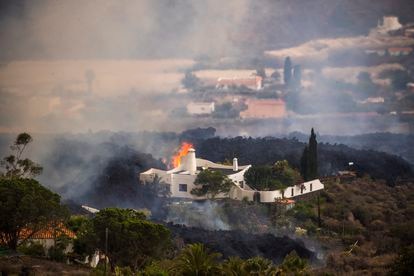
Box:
[358,97,385,104]
[187,102,215,115]
[139,148,324,202]
[370,16,402,36]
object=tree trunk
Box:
[317,194,321,227]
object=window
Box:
[239,181,244,188]
[310,183,313,192]
[301,185,304,194]
[179,184,187,192]
[291,188,294,197]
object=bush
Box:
[18,242,45,257]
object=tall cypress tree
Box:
[300,128,318,181]
[308,128,318,180]
[293,64,302,88]
[283,56,292,86]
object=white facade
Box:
[370,16,402,36]
[381,16,402,31]
[187,102,215,115]
[229,179,324,203]
[140,149,324,202]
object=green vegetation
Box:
[0,132,42,179]
[75,208,171,270]
[300,128,318,181]
[244,160,301,191]
[191,169,233,199]
[182,71,201,90]
[138,245,308,275]
[389,245,414,276]
[294,177,414,274]
[170,243,221,275]
[0,178,69,250]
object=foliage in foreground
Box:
[139,243,308,276]
[0,178,68,250]
[75,208,171,271]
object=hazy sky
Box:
[0,0,249,59]
[0,0,413,135]
[0,0,251,133]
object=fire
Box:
[171,142,193,168]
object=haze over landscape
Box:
[1,0,414,135]
[1,1,414,275]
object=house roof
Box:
[20,223,76,239]
[388,47,413,52]
[277,199,295,204]
[200,167,243,176]
[240,99,286,119]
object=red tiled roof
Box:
[278,199,295,204]
[240,99,286,119]
[388,47,412,52]
[20,223,76,239]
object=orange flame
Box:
[171,142,193,168]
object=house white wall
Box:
[187,102,215,115]
[229,179,324,203]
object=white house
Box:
[370,16,402,36]
[139,148,324,203]
[187,102,215,115]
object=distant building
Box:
[240,99,286,119]
[388,47,413,56]
[187,102,215,115]
[364,49,386,56]
[216,76,262,90]
[358,97,385,104]
[404,28,414,38]
[370,16,402,36]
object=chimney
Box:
[233,158,238,171]
[186,148,197,175]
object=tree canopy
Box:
[0,178,68,250]
[76,208,171,270]
[244,160,301,191]
[170,243,221,276]
[300,128,318,181]
[0,133,43,179]
[191,169,234,199]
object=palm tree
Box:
[243,256,279,275]
[220,256,249,276]
[170,243,221,276]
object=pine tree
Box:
[283,57,292,86]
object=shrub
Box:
[18,242,45,257]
